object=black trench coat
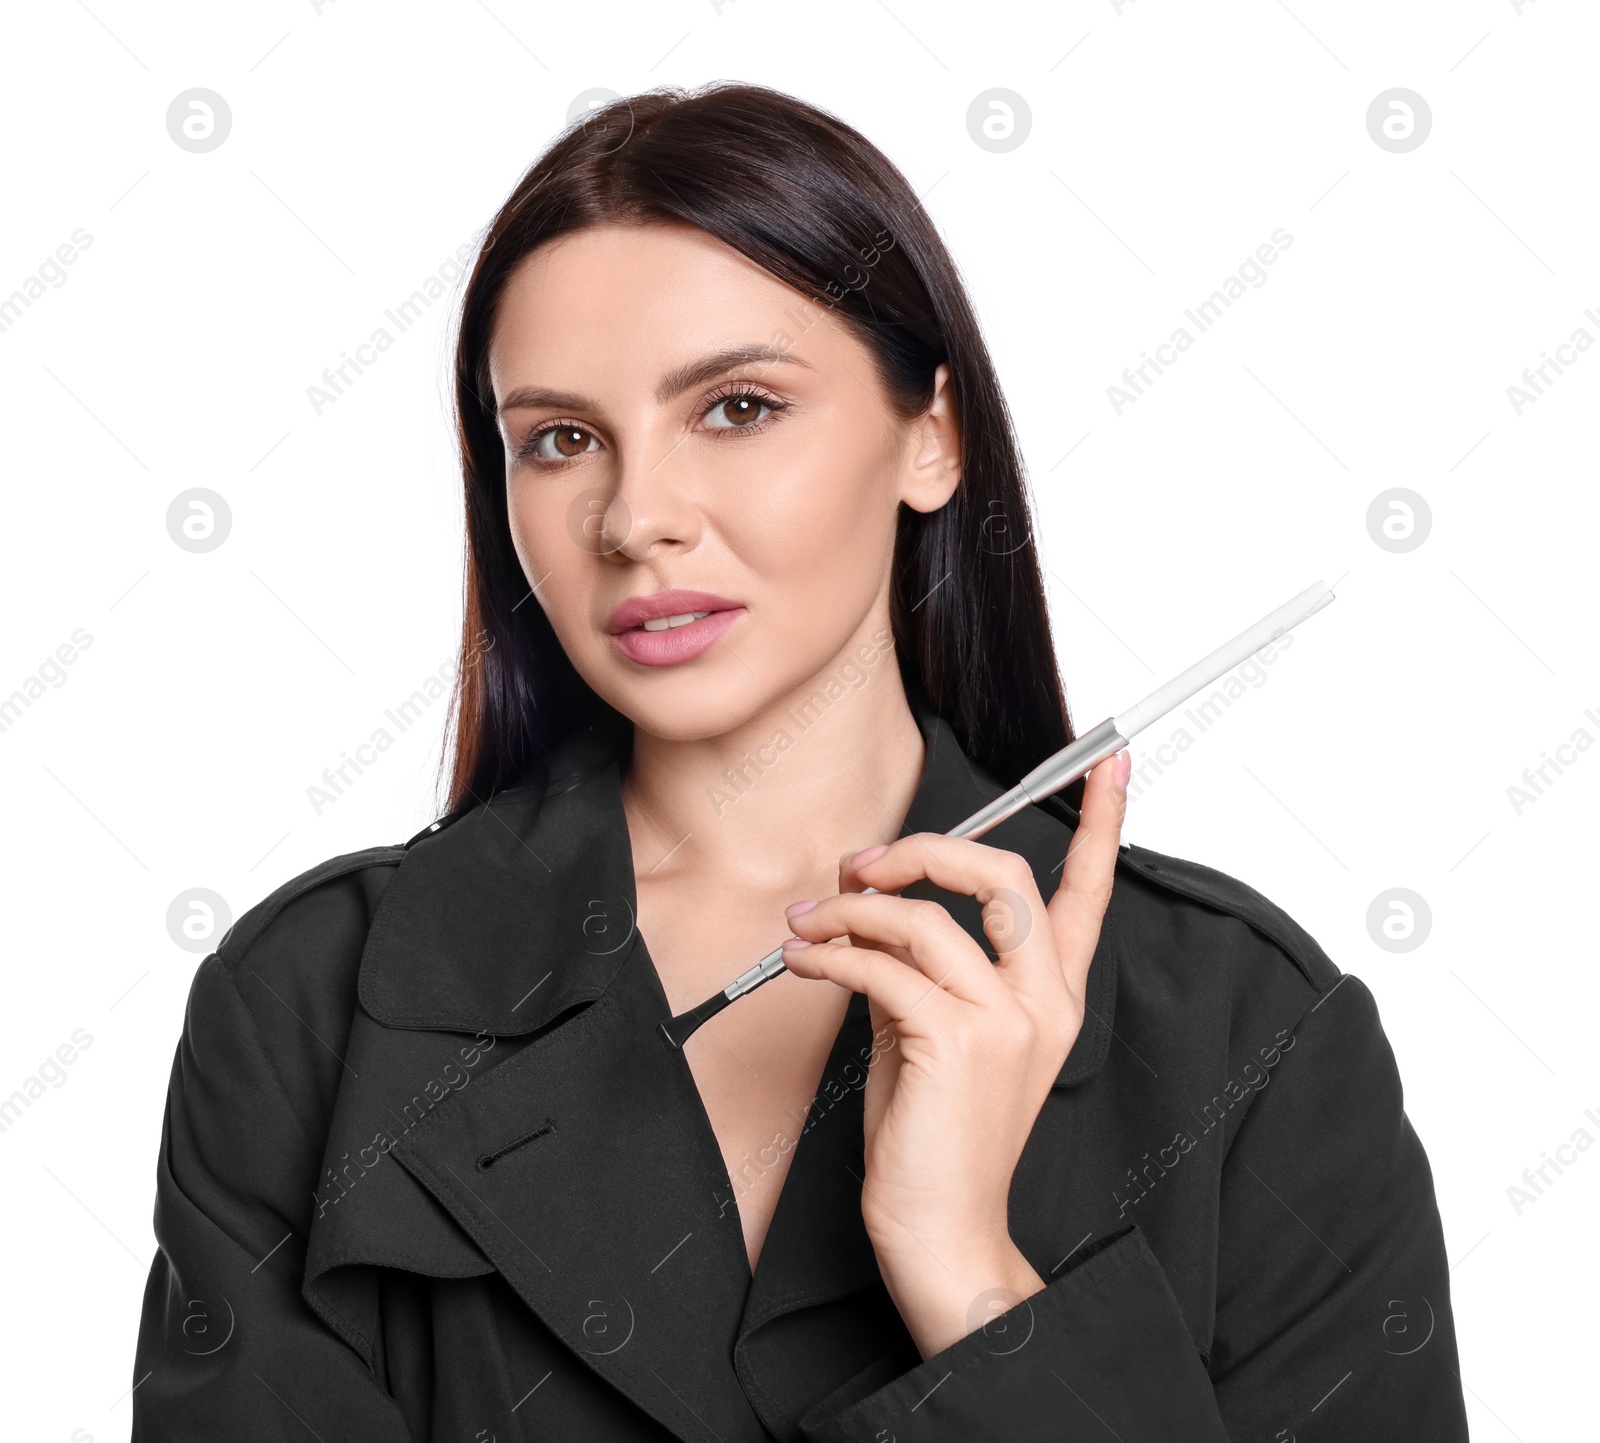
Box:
[133,707,1470,1441]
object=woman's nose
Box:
[599,432,704,562]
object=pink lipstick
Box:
[606,589,746,667]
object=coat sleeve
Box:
[1207,972,1469,1440]
[798,973,1468,1442]
[131,953,412,1442]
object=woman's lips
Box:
[611,608,744,665]
[606,589,745,667]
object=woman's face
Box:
[487,221,960,742]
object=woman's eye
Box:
[703,394,773,430]
[526,425,598,461]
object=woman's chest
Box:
[632,875,857,1271]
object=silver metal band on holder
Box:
[720,716,1128,1003]
[724,945,787,1001]
[948,717,1127,839]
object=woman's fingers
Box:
[780,937,957,1029]
[845,833,1040,903]
[836,846,873,896]
[1048,749,1130,984]
[793,761,1129,1016]
[787,891,1002,1004]
[840,833,1057,984]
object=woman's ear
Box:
[898,363,963,514]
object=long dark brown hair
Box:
[442,83,1074,812]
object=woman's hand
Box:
[779,748,1131,1359]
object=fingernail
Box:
[781,936,811,949]
[850,844,887,868]
[1114,749,1131,794]
[785,899,818,918]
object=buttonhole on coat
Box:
[476,1118,557,1171]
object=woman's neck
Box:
[619,613,927,895]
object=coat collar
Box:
[356,702,1120,1087]
[308,704,1123,1441]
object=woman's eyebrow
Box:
[496,344,814,417]
[497,385,597,416]
[654,343,814,403]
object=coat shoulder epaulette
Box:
[213,843,409,969]
[1118,840,1341,993]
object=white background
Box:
[1,1,1594,1437]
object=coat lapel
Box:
[300,1009,499,1365]
[300,718,648,1364]
[392,935,768,1443]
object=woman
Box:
[133,84,1469,1440]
